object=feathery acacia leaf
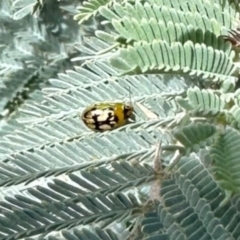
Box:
[211,127,240,200]
[110,40,236,80]
[1,0,240,239]
[173,122,217,153]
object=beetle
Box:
[81,102,134,131]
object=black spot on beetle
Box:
[114,115,119,123]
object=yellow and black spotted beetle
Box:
[81,102,134,131]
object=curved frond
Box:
[177,87,228,115]
[175,86,240,129]
[1,147,240,239]
[210,127,240,198]
[0,152,155,190]
[74,0,113,24]
[99,1,236,34]
[0,126,171,189]
[173,122,217,153]
[106,18,232,50]
[159,158,234,239]
[0,191,140,239]
[141,157,239,239]
[153,0,239,22]
[110,40,237,80]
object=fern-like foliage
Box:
[1,0,240,239]
[93,1,238,81]
[74,0,113,24]
[0,0,82,117]
[110,40,236,79]
[176,87,228,115]
[173,122,217,154]
[146,157,240,239]
[211,127,240,200]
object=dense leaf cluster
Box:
[0,0,240,239]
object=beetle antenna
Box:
[126,86,132,105]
